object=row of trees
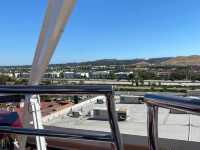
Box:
[127,70,200,87]
[0,70,200,86]
[128,73,144,86]
[0,75,28,85]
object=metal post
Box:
[30,95,47,150]
[147,104,159,150]
[19,95,31,150]
[106,93,124,150]
[20,95,47,150]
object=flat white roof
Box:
[45,101,200,142]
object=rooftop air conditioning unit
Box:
[72,111,81,118]
[93,107,127,121]
[117,108,127,121]
[96,99,104,104]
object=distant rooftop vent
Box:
[92,107,127,121]
[71,111,81,118]
[96,99,104,104]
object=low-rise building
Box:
[91,71,110,79]
[44,72,60,78]
[18,72,30,78]
[14,73,21,78]
[115,72,131,80]
[0,72,14,78]
[157,71,171,79]
[64,72,74,79]
[74,72,89,79]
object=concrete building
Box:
[64,72,74,79]
[74,72,89,79]
[120,95,143,104]
[42,96,104,123]
[115,72,130,80]
[43,72,60,78]
[157,71,171,79]
[0,72,14,78]
[18,72,30,78]
[44,95,200,150]
[91,71,110,79]
[14,73,20,78]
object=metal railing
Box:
[0,85,124,150]
[144,93,200,150]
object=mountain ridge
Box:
[65,55,200,66]
[162,55,200,66]
[1,55,200,67]
[65,57,173,66]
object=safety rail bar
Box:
[0,85,124,150]
[144,93,200,150]
[0,126,112,141]
[0,85,113,95]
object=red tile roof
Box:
[15,101,73,122]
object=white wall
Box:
[42,96,105,123]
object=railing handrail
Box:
[144,93,200,114]
[0,84,123,150]
[0,85,112,103]
[0,85,113,95]
[144,93,200,150]
[0,126,112,142]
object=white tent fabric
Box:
[29,0,76,85]
[20,0,76,150]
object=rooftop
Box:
[45,100,200,142]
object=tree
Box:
[158,81,161,86]
[191,73,200,81]
[128,73,134,86]
[0,75,14,84]
[42,80,52,85]
[139,78,144,86]
[15,79,28,85]
[134,73,139,87]
[110,72,116,80]
[73,95,79,104]
[169,72,185,81]
[59,71,64,78]
[128,72,140,86]
[138,71,157,80]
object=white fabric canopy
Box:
[29,0,76,85]
[20,1,76,150]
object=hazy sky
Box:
[0,0,200,65]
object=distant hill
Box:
[66,59,144,66]
[65,57,173,66]
[1,55,200,67]
[162,55,200,66]
[134,61,151,66]
[77,56,200,66]
[65,55,200,66]
[147,57,173,64]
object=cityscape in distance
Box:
[1,55,200,93]
[1,0,200,149]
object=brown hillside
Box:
[162,55,200,65]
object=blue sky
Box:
[0,0,200,65]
